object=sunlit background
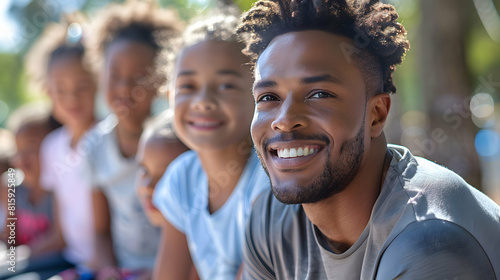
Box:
[0,0,499,203]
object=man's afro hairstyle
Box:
[237,0,410,93]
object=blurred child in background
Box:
[0,103,67,280]
[152,8,269,280]
[135,111,198,280]
[24,13,100,279]
[83,1,183,278]
[0,129,14,174]
[136,110,189,227]
[0,128,15,231]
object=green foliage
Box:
[467,28,500,78]
[0,53,26,128]
[158,0,206,20]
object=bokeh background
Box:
[0,0,499,203]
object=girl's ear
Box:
[368,93,391,138]
[166,89,175,109]
[165,80,176,107]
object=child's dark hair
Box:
[25,13,89,92]
[160,5,246,87]
[237,0,410,94]
[141,109,178,143]
[6,102,53,135]
[89,0,183,76]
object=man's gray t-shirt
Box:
[244,145,500,280]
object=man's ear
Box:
[368,93,391,138]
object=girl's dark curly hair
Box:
[25,13,90,93]
[237,0,410,94]
[87,0,183,83]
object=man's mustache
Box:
[262,133,330,151]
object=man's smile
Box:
[265,136,329,171]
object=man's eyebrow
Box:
[301,74,343,85]
[253,80,278,90]
[217,69,243,77]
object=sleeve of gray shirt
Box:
[376,219,497,280]
[243,190,277,280]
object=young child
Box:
[0,128,15,232]
[5,104,55,250]
[83,1,183,277]
[136,110,189,227]
[25,14,99,278]
[0,103,70,280]
[152,9,270,280]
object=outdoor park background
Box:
[0,0,499,204]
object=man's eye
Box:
[257,94,279,103]
[310,91,334,98]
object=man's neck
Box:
[302,137,392,254]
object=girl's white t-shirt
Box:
[40,126,96,265]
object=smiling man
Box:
[237,0,500,279]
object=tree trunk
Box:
[418,0,482,188]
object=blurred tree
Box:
[419,0,482,187]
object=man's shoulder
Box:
[386,145,498,216]
[388,144,469,186]
[401,154,499,219]
[377,219,497,279]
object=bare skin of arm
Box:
[235,265,243,280]
[153,220,195,280]
[87,189,116,271]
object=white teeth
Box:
[194,121,218,127]
[282,148,290,158]
[276,146,318,158]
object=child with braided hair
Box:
[238,0,500,279]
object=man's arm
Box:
[153,219,194,280]
[376,219,496,279]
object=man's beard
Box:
[256,121,365,205]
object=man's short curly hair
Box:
[237,0,410,94]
